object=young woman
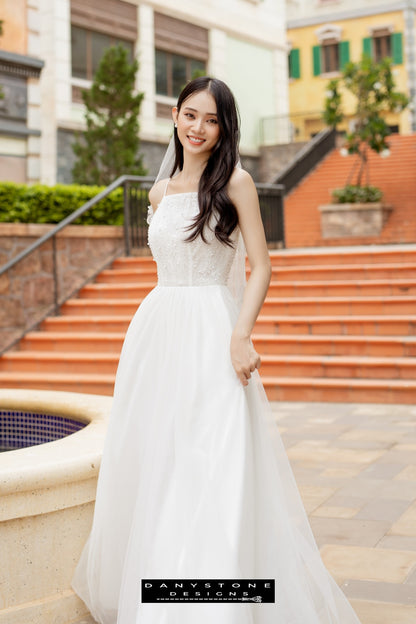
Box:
[71,76,362,624]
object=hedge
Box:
[0,182,143,225]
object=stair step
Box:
[0,371,115,395]
[41,314,416,337]
[253,335,416,357]
[60,296,416,317]
[79,279,416,299]
[0,371,414,404]
[255,315,416,336]
[0,352,119,374]
[18,332,416,358]
[3,352,416,380]
[96,262,416,283]
[114,247,416,268]
[41,315,133,333]
[261,377,416,404]
[259,355,416,380]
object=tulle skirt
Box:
[71,284,361,624]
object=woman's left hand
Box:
[230,332,261,387]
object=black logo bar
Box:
[141,579,275,602]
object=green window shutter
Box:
[313,45,321,76]
[363,37,373,58]
[339,40,350,69]
[290,48,301,79]
[391,32,403,64]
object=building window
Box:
[374,34,392,62]
[313,40,349,76]
[363,31,403,65]
[322,41,339,73]
[154,12,208,116]
[155,50,205,98]
[71,25,134,80]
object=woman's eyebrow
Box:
[183,107,217,116]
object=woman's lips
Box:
[187,135,205,145]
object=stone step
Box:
[59,296,416,317]
[3,352,416,380]
[41,314,416,336]
[259,355,416,380]
[78,279,416,299]
[0,371,114,395]
[113,246,416,267]
[18,332,416,358]
[96,262,416,283]
[261,377,416,404]
[0,370,414,404]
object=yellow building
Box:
[284,2,415,143]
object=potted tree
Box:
[319,54,409,238]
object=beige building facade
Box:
[0,0,289,184]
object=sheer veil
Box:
[150,134,247,309]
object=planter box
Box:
[318,202,393,239]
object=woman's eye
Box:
[185,113,194,118]
[208,119,218,124]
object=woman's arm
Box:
[228,168,272,386]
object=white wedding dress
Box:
[71,186,362,624]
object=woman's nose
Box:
[192,117,204,134]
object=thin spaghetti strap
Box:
[162,177,171,198]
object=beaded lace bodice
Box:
[147,192,239,287]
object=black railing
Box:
[0,176,285,355]
[256,184,285,249]
[274,127,336,195]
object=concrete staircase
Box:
[1,245,415,403]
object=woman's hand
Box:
[230,332,261,386]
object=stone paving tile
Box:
[350,599,416,624]
[377,481,416,502]
[377,536,416,552]
[287,445,385,466]
[395,466,416,481]
[389,502,416,537]
[341,579,416,605]
[310,517,391,547]
[320,544,416,583]
[312,505,359,519]
[357,462,405,480]
[354,499,412,523]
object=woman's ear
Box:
[172,107,178,125]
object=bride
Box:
[71,76,362,624]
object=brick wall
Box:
[0,224,124,352]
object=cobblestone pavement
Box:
[74,401,416,624]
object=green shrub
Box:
[0,182,146,225]
[331,185,383,204]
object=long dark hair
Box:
[170,76,241,247]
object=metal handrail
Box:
[274,127,336,194]
[0,175,154,277]
[0,176,285,355]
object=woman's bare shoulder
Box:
[148,178,169,209]
[227,167,257,206]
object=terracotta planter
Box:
[318,202,393,239]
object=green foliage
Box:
[332,185,383,204]
[72,44,147,185]
[0,182,135,225]
[323,55,409,193]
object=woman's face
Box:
[173,90,220,157]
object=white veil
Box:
[150,135,247,310]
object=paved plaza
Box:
[76,401,416,624]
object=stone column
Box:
[137,3,156,139]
